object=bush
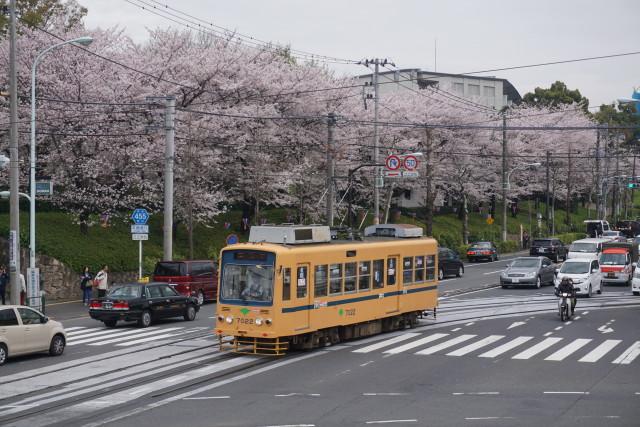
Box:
[433,232,461,250]
[496,240,520,254]
[553,232,586,244]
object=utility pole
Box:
[501,111,508,242]
[565,148,572,226]
[545,150,550,232]
[326,112,336,226]
[163,96,176,261]
[8,0,21,304]
[595,128,601,218]
[373,59,380,225]
[614,133,620,222]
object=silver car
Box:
[500,256,556,288]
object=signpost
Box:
[384,153,421,180]
[131,208,149,279]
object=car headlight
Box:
[255,318,263,326]
[500,272,508,278]
[572,279,583,284]
[225,316,233,324]
[527,272,537,278]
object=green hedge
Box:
[553,232,586,244]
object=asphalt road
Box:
[2,254,640,427]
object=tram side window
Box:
[314,265,328,297]
[358,261,371,291]
[403,257,413,285]
[426,255,436,280]
[297,266,308,298]
[387,258,397,286]
[330,263,343,294]
[373,259,384,289]
[282,267,291,301]
[344,262,357,293]
[414,256,425,282]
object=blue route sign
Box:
[131,208,150,225]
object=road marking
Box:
[612,341,640,364]
[451,328,462,332]
[545,339,592,361]
[447,336,505,357]
[67,328,163,345]
[363,393,409,396]
[452,392,500,395]
[582,311,589,315]
[577,340,622,362]
[415,335,477,355]
[365,420,417,424]
[597,325,614,334]
[543,391,589,395]
[507,321,526,329]
[66,328,105,338]
[78,328,181,346]
[512,338,563,360]
[360,361,374,367]
[564,321,573,325]
[261,425,316,427]
[353,333,421,353]
[465,322,475,326]
[478,336,533,358]
[465,417,514,420]
[543,332,553,337]
[483,270,504,275]
[183,396,229,400]
[383,333,449,354]
[90,329,182,346]
[61,326,87,332]
[554,326,563,331]
[574,316,581,320]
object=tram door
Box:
[295,264,311,330]
[386,256,401,314]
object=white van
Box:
[567,238,610,261]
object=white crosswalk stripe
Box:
[352,333,421,353]
[545,339,592,361]
[415,335,477,355]
[512,338,563,360]
[87,327,184,346]
[578,340,622,363]
[66,328,103,337]
[447,335,505,356]
[114,332,184,347]
[67,328,162,346]
[478,336,534,358]
[383,333,449,355]
[612,341,640,365]
[63,326,89,332]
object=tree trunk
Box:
[79,212,89,235]
[383,182,395,224]
[423,129,434,236]
[565,149,572,226]
[462,192,469,244]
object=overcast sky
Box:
[78,0,640,108]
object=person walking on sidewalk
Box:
[80,266,93,305]
[19,273,26,305]
[0,265,8,305]
[94,265,109,298]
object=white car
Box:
[554,258,602,297]
[0,305,66,366]
[631,269,640,296]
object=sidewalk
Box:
[44,299,90,321]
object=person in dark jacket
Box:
[80,266,93,306]
[0,265,8,305]
[556,277,577,315]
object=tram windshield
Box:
[220,251,274,303]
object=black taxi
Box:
[89,282,199,328]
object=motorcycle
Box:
[558,292,573,321]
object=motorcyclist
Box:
[556,277,577,315]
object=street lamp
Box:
[503,162,541,241]
[29,36,93,309]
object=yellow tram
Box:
[215,224,438,355]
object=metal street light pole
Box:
[30,36,93,309]
[8,0,20,305]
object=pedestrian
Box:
[522,230,530,249]
[0,265,8,305]
[19,272,26,305]
[94,265,109,298]
[80,266,93,306]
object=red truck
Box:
[599,242,638,287]
[152,260,218,305]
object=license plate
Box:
[608,272,616,278]
[512,279,519,283]
[102,302,113,310]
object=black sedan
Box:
[438,247,464,279]
[89,282,199,328]
[466,241,498,262]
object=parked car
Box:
[438,247,464,279]
[153,260,218,305]
[0,305,66,366]
[467,241,498,262]
[601,230,626,242]
[554,258,601,297]
[500,256,555,288]
[529,238,568,262]
[89,282,199,328]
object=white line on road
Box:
[353,333,421,353]
[366,420,417,424]
[465,417,514,420]
[383,333,448,354]
[360,361,374,367]
[545,339,592,361]
[478,336,533,358]
[465,322,475,326]
[452,392,500,395]
[261,425,316,427]
[554,326,563,330]
[483,270,504,275]
[447,336,504,357]
[543,332,553,337]
[543,391,589,395]
[612,341,640,365]
[582,311,589,315]
[451,328,462,332]
[183,396,230,400]
[512,338,563,360]
[415,335,476,355]
[579,340,622,363]
[363,393,409,396]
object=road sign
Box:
[385,155,401,171]
[131,224,149,234]
[486,216,494,225]
[131,208,149,225]
[132,233,149,241]
[403,155,419,171]
[402,171,419,178]
[35,180,53,196]
[384,170,401,178]
[226,234,239,245]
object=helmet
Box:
[560,277,573,285]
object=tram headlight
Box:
[265,318,272,325]
[225,316,233,324]
[217,315,224,322]
[255,318,263,326]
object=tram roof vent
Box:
[248,225,331,244]
[363,224,424,238]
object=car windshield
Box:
[570,243,597,253]
[221,264,274,303]
[471,243,492,249]
[107,286,142,298]
[532,240,551,247]
[510,259,539,268]
[600,253,627,265]
[560,262,590,274]
[153,262,187,276]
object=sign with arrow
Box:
[597,325,614,334]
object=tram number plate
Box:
[345,309,355,316]
[237,318,254,325]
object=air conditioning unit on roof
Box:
[248,225,331,244]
